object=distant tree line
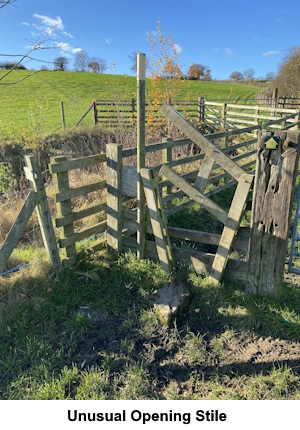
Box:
[229,68,276,82]
[0,61,27,70]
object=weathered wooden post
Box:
[137,53,146,259]
[221,102,228,146]
[246,130,300,298]
[50,156,76,269]
[161,137,173,211]
[198,96,205,125]
[60,101,66,130]
[106,143,123,252]
[93,101,98,125]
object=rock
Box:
[151,281,190,325]
[77,306,107,323]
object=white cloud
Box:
[20,22,30,26]
[105,37,112,45]
[33,14,64,31]
[225,47,234,56]
[174,44,183,54]
[62,31,74,39]
[57,42,82,54]
[262,50,280,57]
[212,48,219,54]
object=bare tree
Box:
[129,51,140,73]
[243,68,255,81]
[74,49,89,72]
[0,1,16,9]
[53,56,69,71]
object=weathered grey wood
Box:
[172,247,248,283]
[168,226,250,252]
[0,191,37,274]
[162,104,246,181]
[137,53,146,259]
[50,156,76,263]
[209,173,253,284]
[61,101,66,130]
[55,201,107,227]
[246,131,300,298]
[55,180,106,202]
[59,220,107,248]
[160,165,228,224]
[25,155,62,272]
[140,168,174,274]
[49,153,106,174]
[122,166,138,197]
[194,155,215,192]
[161,137,173,210]
[106,143,122,252]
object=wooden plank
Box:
[172,247,248,283]
[0,191,37,274]
[162,104,246,181]
[25,155,62,272]
[168,226,250,252]
[55,201,107,227]
[140,168,174,274]
[55,180,106,202]
[160,165,228,224]
[106,143,122,252]
[246,131,300,298]
[194,154,215,192]
[137,53,146,259]
[209,173,253,284]
[59,220,107,248]
[49,153,106,174]
[161,137,173,211]
[122,165,138,197]
[50,156,77,263]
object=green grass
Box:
[0,70,258,140]
[1,238,300,400]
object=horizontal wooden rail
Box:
[50,153,106,174]
[59,220,107,248]
[55,180,106,202]
[55,201,107,227]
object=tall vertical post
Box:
[60,101,66,130]
[50,156,76,268]
[161,137,173,211]
[246,131,300,298]
[221,102,228,147]
[106,143,123,252]
[137,53,146,259]
[93,101,98,125]
[25,155,61,271]
[198,96,205,124]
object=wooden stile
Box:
[140,168,174,274]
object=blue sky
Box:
[0,0,299,79]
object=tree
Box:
[129,51,140,73]
[188,63,206,80]
[265,72,275,82]
[230,71,243,81]
[54,56,69,71]
[243,68,255,81]
[275,46,300,97]
[203,69,212,81]
[88,57,107,73]
[74,50,89,72]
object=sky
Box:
[0,0,299,80]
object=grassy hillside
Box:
[0,70,258,140]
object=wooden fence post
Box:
[24,154,61,271]
[198,96,205,124]
[137,53,146,259]
[161,137,173,211]
[221,102,228,146]
[60,101,66,130]
[106,143,123,252]
[246,130,300,298]
[93,101,98,125]
[50,156,76,268]
[131,97,136,126]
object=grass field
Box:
[0,70,259,140]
